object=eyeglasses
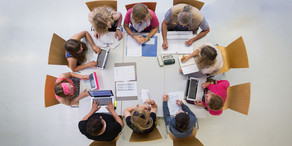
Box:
[133,111,145,119]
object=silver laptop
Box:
[186,77,201,101]
[88,90,114,106]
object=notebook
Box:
[178,55,199,75]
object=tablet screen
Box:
[88,90,113,97]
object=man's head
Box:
[175,112,190,132]
[178,6,192,26]
[86,116,104,136]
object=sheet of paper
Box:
[178,56,199,75]
[167,91,183,116]
[140,89,150,103]
[114,65,136,81]
[127,36,142,56]
[116,81,137,97]
[161,31,193,54]
[144,37,155,45]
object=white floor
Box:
[0,0,292,145]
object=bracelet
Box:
[146,36,151,40]
[116,27,121,30]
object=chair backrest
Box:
[216,36,249,74]
[223,82,251,115]
[173,0,204,10]
[129,117,162,142]
[44,75,59,107]
[86,0,117,11]
[90,134,120,146]
[169,127,203,146]
[125,2,157,12]
[48,33,68,66]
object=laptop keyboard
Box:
[93,98,112,106]
[188,79,198,99]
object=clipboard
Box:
[114,62,138,101]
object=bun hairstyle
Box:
[130,108,153,133]
[196,45,218,70]
[86,116,104,136]
[175,112,190,132]
[64,39,87,62]
[208,94,224,110]
[178,6,192,25]
[132,3,150,23]
[54,80,72,98]
[90,6,115,35]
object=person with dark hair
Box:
[181,43,223,75]
[163,95,197,138]
[162,4,210,49]
[64,31,101,72]
[78,101,124,141]
[54,72,89,106]
[187,80,230,116]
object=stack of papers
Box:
[94,32,120,49]
[167,91,184,116]
[178,55,199,75]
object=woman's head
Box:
[86,116,104,136]
[205,90,224,110]
[132,4,151,23]
[196,45,218,69]
[178,6,192,26]
[54,80,74,98]
[90,6,115,35]
[130,108,153,132]
[175,112,190,132]
[64,39,87,62]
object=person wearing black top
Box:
[124,99,157,134]
[78,100,124,141]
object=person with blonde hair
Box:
[64,31,100,72]
[54,72,89,106]
[124,3,159,44]
[88,6,123,40]
[181,43,223,75]
[186,80,230,116]
[162,4,210,49]
[124,99,157,134]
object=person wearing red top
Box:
[188,80,229,116]
[123,3,159,44]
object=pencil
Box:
[181,54,185,61]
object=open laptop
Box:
[96,49,109,69]
[185,77,200,101]
[88,90,114,106]
[89,72,99,89]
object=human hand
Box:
[202,82,211,89]
[92,46,101,54]
[162,41,168,49]
[81,75,89,80]
[134,35,144,44]
[80,89,89,97]
[106,102,115,113]
[87,61,98,68]
[138,104,151,110]
[91,99,101,112]
[176,100,182,106]
[94,32,100,39]
[163,94,169,101]
[194,100,204,107]
[181,55,189,63]
[185,39,194,46]
[115,30,123,40]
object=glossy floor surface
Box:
[0,0,291,145]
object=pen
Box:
[181,54,185,61]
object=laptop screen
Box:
[88,90,113,97]
[188,78,198,99]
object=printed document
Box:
[114,65,136,81]
[167,91,183,116]
[161,31,193,54]
[127,36,142,56]
[116,81,138,97]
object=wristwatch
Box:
[146,36,151,40]
[116,27,121,30]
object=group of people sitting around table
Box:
[52,3,230,142]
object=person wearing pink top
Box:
[54,72,90,106]
[187,80,229,116]
[124,4,159,44]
